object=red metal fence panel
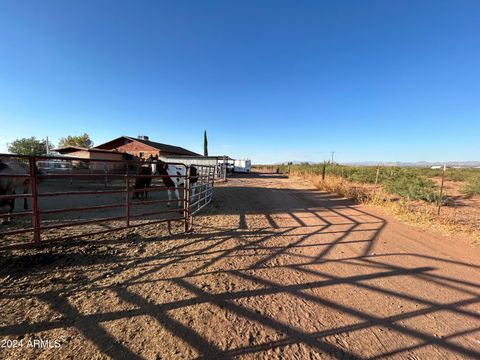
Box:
[0,154,216,249]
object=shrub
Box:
[282,163,480,203]
[344,168,377,183]
[382,173,438,202]
[461,177,480,197]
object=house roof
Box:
[95,136,201,156]
[53,146,120,154]
[160,154,235,161]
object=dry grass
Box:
[291,172,480,245]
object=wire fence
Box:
[275,163,479,205]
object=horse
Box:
[132,164,152,201]
[0,160,30,224]
[154,160,198,207]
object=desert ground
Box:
[0,172,479,359]
[431,177,480,233]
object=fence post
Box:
[437,164,446,215]
[184,166,191,232]
[210,166,214,201]
[322,161,326,181]
[375,167,380,185]
[206,166,211,205]
[223,155,227,182]
[104,162,108,190]
[125,175,130,227]
[29,157,41,243]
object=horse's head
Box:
[156,160,169,173]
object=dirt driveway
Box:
[1,172,479,359]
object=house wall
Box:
[109,142,159,159]
[90,152,124,161]
[66,150,90,159]
[158,156,219,167]
[65,150,125,172]
[90,152,125,172]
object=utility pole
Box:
[331,151,334,164]
[46,137,50,155]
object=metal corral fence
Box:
[158,155,234,182]
[0,154,216,249]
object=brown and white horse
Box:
[0,160,30,224]
[131,159,198,207]
[152,160,198,207]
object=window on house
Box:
[139,152,144,158]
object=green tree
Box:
[58,133,94,148]
[8,137,47,156]
[203,129,208,156]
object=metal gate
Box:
[0,154,215,249]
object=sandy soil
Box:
[415,178,480,238]
[0,173,479,359]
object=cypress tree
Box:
[203,130,208,156]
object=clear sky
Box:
[0,1,479,164]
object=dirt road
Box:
[1,172,479,359]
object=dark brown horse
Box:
[133,165,152,201]
[0,160,29,224]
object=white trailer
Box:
[234,159,251,173]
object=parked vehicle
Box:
[234,159,251,173]
[37,160,73,174]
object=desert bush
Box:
[408,167,479,181]
[343,167,377,183]
[461,176,480,197]
[286,164,440,203]
[280,163,480,182]
[280,163,480,203]
[309,175,374,203]
[382,173,438,202]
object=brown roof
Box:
[53,146,120,154]
[95,136,201,156]
[161,155,235,161]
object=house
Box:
[94,135,200,159]
[52,146,125,171]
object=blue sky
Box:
[0,1,479,164]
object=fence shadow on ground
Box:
[0,175,479,359]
